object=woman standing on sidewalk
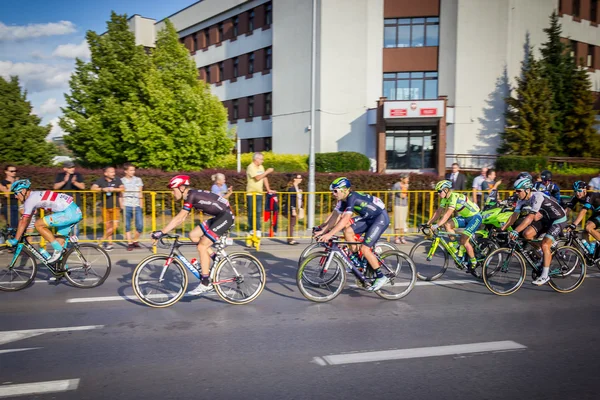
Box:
[284,174,303,245]
[392,174,409,244]
[0,164,20,228]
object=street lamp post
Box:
[308,0,317,230]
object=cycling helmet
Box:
[167,175,190,189]
[329,177,351,191]
[10,179,31,193]
[573,181,587,191]
[435,180,453,191]
[540,170,552,181]
[514,177,533,190]
[517,172,533,181]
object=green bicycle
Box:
[409,224,498,281]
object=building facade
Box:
[132,0,600,175]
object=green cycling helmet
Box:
[435,180,452,191]
[514,177,533,190]
[10,179,31,193]
[329,177,351,191]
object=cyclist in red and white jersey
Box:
[7,179,82,263]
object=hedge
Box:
[315,152,370,172]
[210,152,308,173]
[495,156,549,172]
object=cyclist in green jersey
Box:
[427,180,483,271]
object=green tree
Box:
[60,12,149,167]
[562,66,600,157]
[0,76,56,165]
[119,20,233,170]
[500,49,556,156]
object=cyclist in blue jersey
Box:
[534,170,561,203]
[565,181,600,256]
[314,177,391,291]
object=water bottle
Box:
[590,242,597,255]
[190,258,200,270]
[39,247,51,260]
[582,239,592,254]
[349,253,361,268]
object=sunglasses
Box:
[576,189,585,193]
[332,189,341,194]
[515,189,525,193]
[437,190,445,194]
[7,169,17,173]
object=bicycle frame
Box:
[9,234,73,277]
[423,227,486,267]
[564,231,594,261]
[500,238,564,278]
[320,240,386,285]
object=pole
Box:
[308,0,317,230]
[237,137,241,173]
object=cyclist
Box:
[534,170,561,203]
[564,181,600,256]
[6,179,82,263]
[502,177,567,286]
[151,175,234,296]
[314,177,390,291]
[427,180,482,272]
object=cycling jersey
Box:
[22,190,76,217]
[515,192,565,221]
[565,192,600,213]
[183,190,232,216]
[440,192,480,218]
[534,182,561,203]
[334,192,385,219]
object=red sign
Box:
[420,108,438,116]
[390,108,407,117]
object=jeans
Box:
[2,201,19,228]
[125,206,143,233]
[246,194,263,233]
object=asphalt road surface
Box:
[1,239,600,399]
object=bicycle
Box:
[409,225,498,281]
[562,229,600,271]
[482,231,586,296]
[0,227,112,291]
[296,237,416,302]
[132,233,266,308]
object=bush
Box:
[315,152,370,172]
[210,152,308,172]
[495,156,549,172]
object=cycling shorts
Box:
[42,203,82,236]
[530,216,567,242]
[349,212,390,248]
[200,212,235,243]
[451,214,483,238]
[586,213,600,229]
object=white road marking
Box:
[0,379,79,398]
[0,325,103,346]
[0,347,40,355]
[312,340,527,366]
[66,292,216,303]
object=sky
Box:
[0,0,198,139]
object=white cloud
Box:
[0,21,77,41]
[0,61,72,92]
[52,40,90,60]
[40,98,62,115]
[48,117,66,139]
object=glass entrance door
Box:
[385,129,436,170]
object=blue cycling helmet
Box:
[10,179,31,193]
[329,177,351,191]
[573,181,587,191]
[514,177,533,190]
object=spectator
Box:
[0,164,20,228]
[471,167,488,206]
[392,174,409,244]
[284,173,303,245]
[481,169,501,201]
[589,172,600,191]
[91,167,124,251]
[246,152,274,235]
[121,163,144,251]
[53,161,85,235]
[445,163,466,191]
[211,173,232,199]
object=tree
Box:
[562,66,600,157]
[60,12,149,167]
[119,20,233,170]
[0,76,56,165]
[500,49,556,156]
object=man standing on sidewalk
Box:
[53,161,85,235]
[246,152,274,237]
[91,167,124,251]
[121,163,144,251]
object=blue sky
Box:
[0,0,198,138]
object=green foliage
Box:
[315,152,371,172]
[547,164,599,175]
[500,49,557,155]
[495,155,549,172]
[0,76,56,165]
[211,152,308,172]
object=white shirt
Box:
[589,177,600,190]
[122,176,144,207]
[22,190,74,217]
[472,175,485,190]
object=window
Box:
[265,93,272,116]
[218,22,224,42]
[570,40,577,58]
[588,45,595,68]
[204,28,210,47]
[193,33,198,51]
[248,96,254,118]
[205,66,211,83]
[384,17,439,48]
[249,10,255,31]
[265,47,272,70]
[264,137,272,151]
[218,62,224,81]
[592,0,598,23]
[386,129,436,170]
[232,99,239,120]
[573,0,581,17]
[266,2,272,25]
[248,138,255,153]
[383,72,438,100]
[233,57,239,78]
[248,52,255,74]
[233,16,239,36]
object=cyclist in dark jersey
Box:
[565,181,600,255]
[314,177,391,291]
[151,175,234,295]
[502,177,567,286]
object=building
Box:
[132,0,600,175]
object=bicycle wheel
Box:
[298,242,323,266]
[482,248,526,296]
[470,238,499,279]
[548,245,586,293]
[132,255,188,308]
[374,250,416,300]
[62,244,111,288]
[409,239,449,281]
[213,253,266,305]
[297,251,346,302]
[0,246,37,291]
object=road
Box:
[1,239,600,399]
